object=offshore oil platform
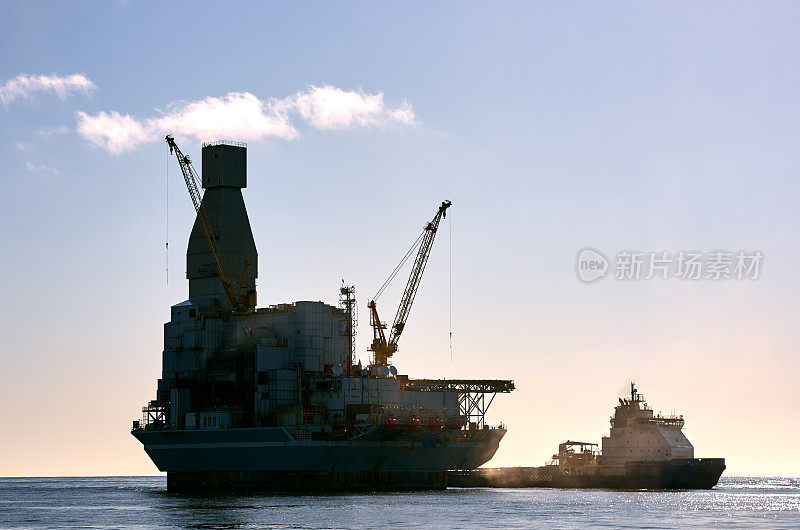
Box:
[448,383,725,489]
[132,137,514,490]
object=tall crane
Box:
[165,135,252,313]
[369,200,451,367]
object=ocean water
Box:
[0,476,798,529]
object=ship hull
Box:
[447,458,726,490]
[134,426,505,491]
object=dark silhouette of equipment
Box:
[165,135,253,312]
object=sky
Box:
[1,1,799,477]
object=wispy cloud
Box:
[75,85,417,154]
[14,141,31,152]
[37,124,70,137]
[26,161,60,176]
[76,111,151,155]
[1,73,96,106]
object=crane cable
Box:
[449,209,453,362]
[371,230,425,302]
[165,146,169,285]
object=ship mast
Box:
[339,283,357,375]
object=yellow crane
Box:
[165,135,253,312]
[369,200,451,367]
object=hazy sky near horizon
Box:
[1,1,799,476]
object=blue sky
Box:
[1,1,799,475]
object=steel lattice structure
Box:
[401,379,515,428]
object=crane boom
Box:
[165,135,246,312]
[369,200,451,366]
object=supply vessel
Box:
[448,383,725,489]
[132,137,514,491]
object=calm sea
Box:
[0,476,798,529]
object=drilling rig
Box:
[134,139,514,491]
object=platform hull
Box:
[134,427,504,491]
[448,458,726,490]
[168,469,447,491]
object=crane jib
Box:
[369,200,451,366]
[389,201,450,346]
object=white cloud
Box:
[76,111,150,155]
[152,92,297,142]
[0,73,96,105]
[287,85,417,130]
[26,161,59,176]
[75,85,417,154]
[14,141,31,152]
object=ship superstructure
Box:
[132,138,514,490]
[601,383,693,465]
